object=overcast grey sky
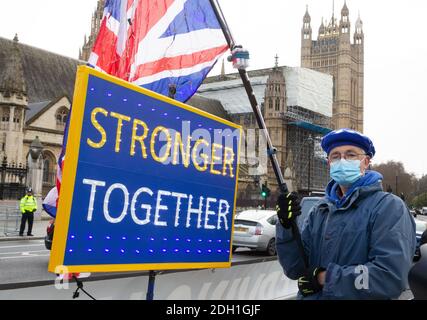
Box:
[0,0,426,177]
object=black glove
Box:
[276,192,301,229]
[298,267,326,297]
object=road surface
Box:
[0,239,275,288]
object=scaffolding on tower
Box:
[284,105,332,195]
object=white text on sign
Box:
[83,179,230,231]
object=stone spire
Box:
[303,5,311,23]
[80,0,105,61]
[341,0,349,16]
[340,0,350,34]
[302,5,312,41]
[0,34,26,98]
[355,11,364,32]
[332,0,335,22]
[319,17,325,36]
[354,11,364,45]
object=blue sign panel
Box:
[49,66,241,273]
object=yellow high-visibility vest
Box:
[20,195,37,213]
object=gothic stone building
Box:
[79,0,105,61]
[0,35,227,198]
[80,1,364,134]
[199,64,333,206]
[301,2,364,132]
[78,1,364,202]
[0,1,364,206]
[0,35,79,197]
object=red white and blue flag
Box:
[43,118,69,218]
[43,0,228,217]
[88,0,228,102]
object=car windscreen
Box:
[415,221,427,233]
[234,220,258,227]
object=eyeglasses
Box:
[328,151,367,163]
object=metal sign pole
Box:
[209,0,309,269]
[146,271,156,300]
[144,84,179,302]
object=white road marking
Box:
[0,250,48,255]
[0,254,50,260]
[0,243,45,250]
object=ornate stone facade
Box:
[0,35,76,196]
[301,2,364,132]
[79,0,105,61]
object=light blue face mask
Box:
[330,159,362,186]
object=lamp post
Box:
[395,173,398,196]
[307,135,314,196]
[30,137,43,161]
[253,175,261,208]
[294,134,315,196]
[27,136,44,216]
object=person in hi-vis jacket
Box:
[19,188,37,237]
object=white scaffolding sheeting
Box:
[284,67,333,117]
[198,76,268,114]
[199,67,332,117]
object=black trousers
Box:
[19,211,34,235]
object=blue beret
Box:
[321,129,376,158]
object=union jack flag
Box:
[43,0,228,217]
[88,0,229,102]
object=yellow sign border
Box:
[48,66,242,273]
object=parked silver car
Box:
[298,197,322,230]
[415,218,427,260]
[232,198,322,256]
[232,210,278,256]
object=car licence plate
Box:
[235,226,248,233]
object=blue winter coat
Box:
[276,171,417,300]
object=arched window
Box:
[275,98,281,111]
[42,151,56,185]
[43,158,50,183]
[1,108,9,122]
[56,107,69,127]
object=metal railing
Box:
[0,205,21,236]
[0,157,27,200]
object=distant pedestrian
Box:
[19,188,37,236]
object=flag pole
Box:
[209,0,309,269]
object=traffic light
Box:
[261,184,271,199]
[261,185,267,198]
